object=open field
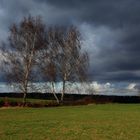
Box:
[0,104,140,140]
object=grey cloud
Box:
[0,0,140,82]
[43,0,140,27]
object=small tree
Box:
[2,16,47,106]
[40,26,89,103]
[40,27,60,103]
[57,26,89,102]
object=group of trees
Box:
[1,16,89,105]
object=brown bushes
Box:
[0,97,59,108]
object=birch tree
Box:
[57,26,89,102]
[40,26,89,103]
[2,16,47,106]
[40,27,60,103]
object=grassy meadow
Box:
[0,104,140,140]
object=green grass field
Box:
[0,104,140,140]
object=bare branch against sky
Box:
[2,16,47,105]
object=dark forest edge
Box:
[0,93,140,108]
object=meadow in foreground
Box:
[0,104,140,140]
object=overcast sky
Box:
[0,0,140,94]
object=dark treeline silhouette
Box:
[0,93,140,104]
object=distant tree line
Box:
[1,15,89,106]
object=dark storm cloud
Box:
[1,0,140,82]
[43,0,140,27]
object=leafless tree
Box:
[2,16,47,106]
[56,26,89,102]
[40,27,61,104]
[40,26,89,103]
